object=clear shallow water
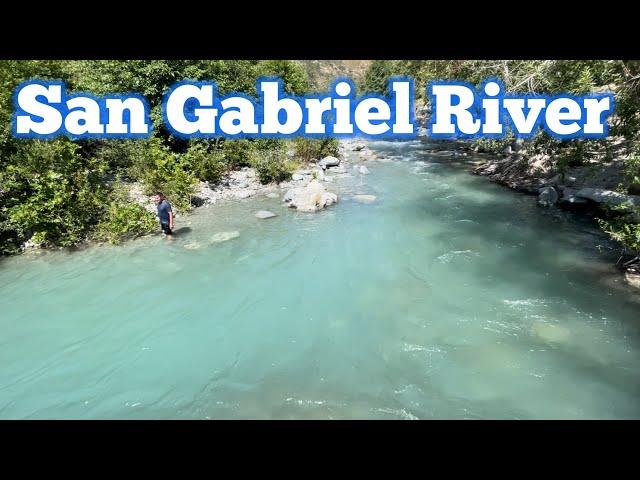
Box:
[1,139,640,419]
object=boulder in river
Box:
[531,320,570,345]
[353,194,376,204]
[319,156,340,169]
[283,180,338,212]
[255,210,277,219]
[625,272,640,289]
[354,144,366,151]
[575,187,640,209]
[537,186,558,207]
[292,173,305,181]
[328,166,346,174]
[210,231,240,243]
[359,165,370,175]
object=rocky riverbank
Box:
[466,139,640,288]
[125,138,383,218]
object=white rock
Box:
[319,156,341,168]
[255,210,277,219]
[353,194,376,204]
[210,231,240,243]
[359,165,370,175]
[235,191,253,199]
[575,188,640,208]
[286,180,338,213]
[625,272,640,289]
[531,321,570,344]
[292,173,305,181]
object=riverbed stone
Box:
[359,165,370,175]
[319,156,340,169]
[575,187,640,209]
[531,320,570,344]
[210,231,240,243]
[265,192,279,199]
[537,186,558,206]
[255,210,277,219]
[292,173,305,181]
[284,180,338,212]
[328,166,346,174]
[625,272,640,289]
[353,194,377,204]
[235,190,253,199]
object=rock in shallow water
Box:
[625,272,640,289]
[210,231,240,243]
[537,186,558,206]
[531,321,570,344]
[183,242,201,250]
[284,180,338,212]
[353,194,377,204]
[255,210,277,219]
[359,165,370,175]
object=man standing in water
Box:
[153,193,174,235]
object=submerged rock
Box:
[255,210,277,219]
[353,194,377,204]
[537,186,558,206]
[625,272,640,289]
[328,165,347,174]
[284,180,338,212]
[359,165,370,175]
[531,321,570,344]
[265,192,279,199]
[210,231,240,243]
[183,242,201,250]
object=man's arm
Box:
[169,206,174,230]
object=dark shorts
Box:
[161,223,172,235]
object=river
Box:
[1,138,639,419]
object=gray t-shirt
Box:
[157,200,172,224]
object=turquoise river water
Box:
[1,138,639,419]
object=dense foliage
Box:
[361,60,640,256]
[0,60,313,254]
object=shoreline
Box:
[14,135,640,290]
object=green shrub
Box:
[2,139,107,249]
[292,137,339,162]
[250,150,294,184]
[221,139,254,169]
[598,215,640,255]
[128,137,197,210]
[94,197,157,244]
[182,142,228,184]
